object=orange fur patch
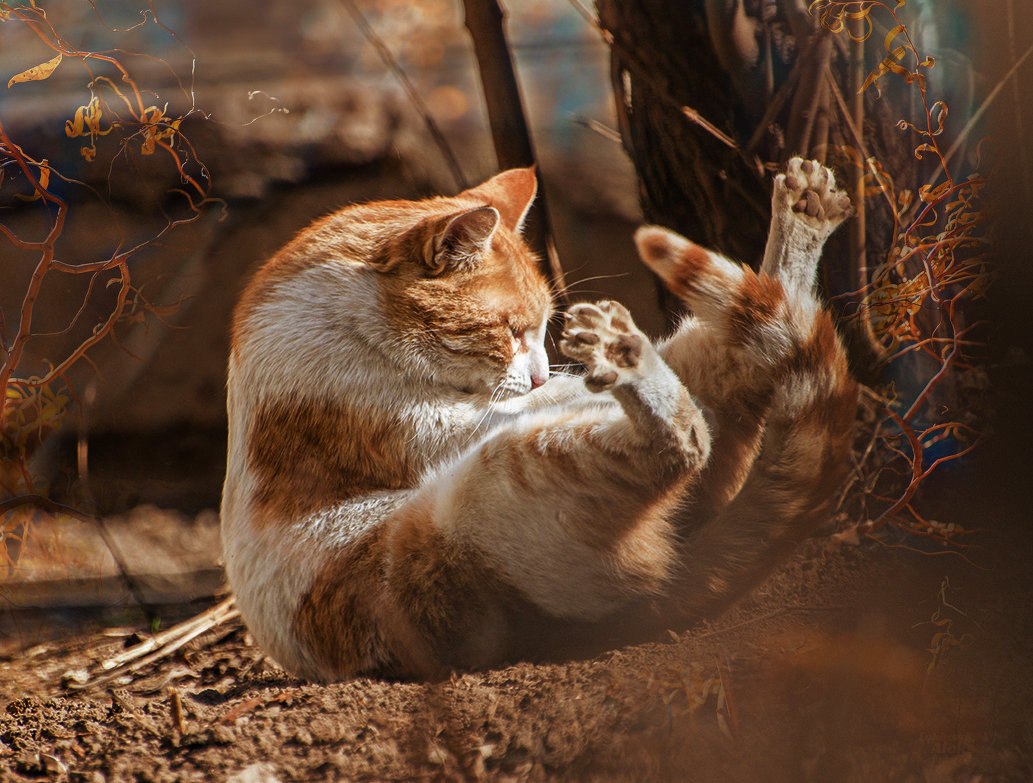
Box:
[381,502,513,675]
[377,227,550,361]
[665,243,714,299]
[247,398,419,523]
[291,525,394,679]
[726,269,786,347]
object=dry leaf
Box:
[14,160,49,201]
[859,46,909,93]
[913,143,938,160]
[65,97,110,139]
[918,181,951,204]
[7,52,63,88]
[883,24,906,53]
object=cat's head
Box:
[372,168,554,397]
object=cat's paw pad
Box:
[560,300,645,392]
[776,157,852,230]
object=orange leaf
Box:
[859,46,908,93]
[14,160,50,201]
[65,97,111,139]
[7,53,63,88]
[918,181,951,204]
[930,101,948,135]
[913,143,938,160]
[843,9,873,41]
[883,24,905,54]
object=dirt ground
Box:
[2,482,1031,783]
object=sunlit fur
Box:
[221,161,858,681]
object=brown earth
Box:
[2,497,1031,783]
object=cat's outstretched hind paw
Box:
[560,301,647,392]
[761,158,852,294]
[775,157,853,235]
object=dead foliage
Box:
[813,0,994,550]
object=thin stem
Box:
[340,0,468,192]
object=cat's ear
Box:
[462,167,537,233]
[424,206,500,276]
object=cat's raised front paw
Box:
[560,300,645,392]
[776,157,852,232]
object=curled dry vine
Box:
[813,0,992,549]
[1,1,219,572]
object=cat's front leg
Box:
[560,300,710,464]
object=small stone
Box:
[41,753,68,775]
[211,725,236,745]
[427,742,449,765]
[308,716,337,743]
[61,669,90,688]
[227,762,281,783]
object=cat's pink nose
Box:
[531,373,548,389]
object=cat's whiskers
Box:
[468,379,511,440]
[548,364,580,377]
[552,272,630,301]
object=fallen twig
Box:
[169,688,186,735]
[65,596,239,691]
[218,690,296,725]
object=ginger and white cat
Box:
[221,160,857,681]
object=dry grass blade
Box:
[100,596,238,671]
[340,0,467,192]
[65,597,239,691]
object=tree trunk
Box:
[597,0,770,269]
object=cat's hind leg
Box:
[635,159,853,520]
[761,155,853,295]
[634,160,857,623]
[635,229,790,518]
